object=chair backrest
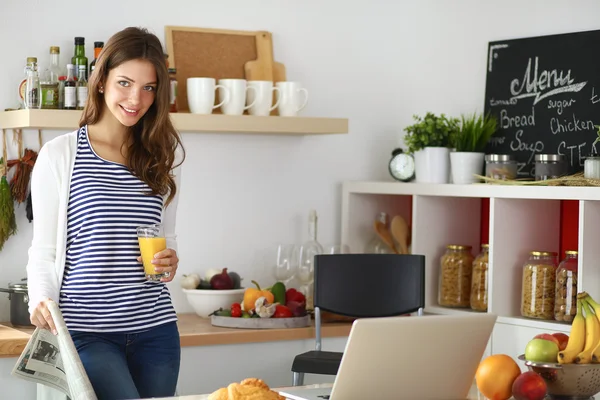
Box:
[313,253,425,318]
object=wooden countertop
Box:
[0,314,352,358]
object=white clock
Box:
[389,148,415,182]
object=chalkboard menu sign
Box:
[483,29,600,177]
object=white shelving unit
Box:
[341,181,600,365]
[0,109,348,135]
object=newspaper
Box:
[11,301,97,400]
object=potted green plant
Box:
[449,112,497,184]
[403,113,459,183]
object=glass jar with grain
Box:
[554,250,578,322]
[521,251,558,320]
[470,244,489,312]
[438,245,474,308]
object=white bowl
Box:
[182,288,245,318]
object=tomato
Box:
[273,305,293,318]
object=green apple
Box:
[525,338,559,363]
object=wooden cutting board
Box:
[244,32,287,115]
[244,31,286,82]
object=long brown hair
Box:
[80,26,185,207]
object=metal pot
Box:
[0,278,33,327]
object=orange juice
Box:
[138,237,166,277]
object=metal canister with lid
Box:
[485,154,518,180]
[534,154,567,181]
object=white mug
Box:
[247,80,281,117]
[276,81,308,117]
[187,77,230,114]
[218,79,257,116]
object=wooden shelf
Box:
[340,180,598,357]
[0,109,348,135]
[344,180,600,201]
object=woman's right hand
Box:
[30,298,57,335]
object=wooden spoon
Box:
[374,220,398,254]
[391,215,410,255]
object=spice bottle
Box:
[18,57,36,108]
[40,46,61,109]
[521,251,558,320]
[76,65,88,110]
[168,68,178,112]
[555,251,578,322]
[24,58,41,109]
[438,245,474,308]
[470,244,489,312]
[89,41,104,76]
[58,76,66,109]
[64,64,77,110]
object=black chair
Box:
[290,253,425,386]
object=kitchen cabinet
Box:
[0,109,348,135]
[341,182,588,355]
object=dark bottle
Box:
[64,64,77,110]
[71,37,88,81]
[168,68,178,112]
[89,41,104,76]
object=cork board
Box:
[165,26,262,113]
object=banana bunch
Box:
[558,292,600,364]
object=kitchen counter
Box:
[0,314,352,357]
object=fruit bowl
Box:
[183,288,245,318]
[518,354,600,400]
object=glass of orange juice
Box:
[136,223,167,281]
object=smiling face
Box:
[102,58,157,127]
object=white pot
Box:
[414,147,450,184]
[450,152,485,184]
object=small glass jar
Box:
[534,154,567,181]
[485,154,518,180]
[555,251,578,322]
[438,245,474,308]
[470,244,489,312]
[521,251,558,320]
[584,156,600,179]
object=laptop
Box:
[279,313,497,400]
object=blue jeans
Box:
[70,322,181,400]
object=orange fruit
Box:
[475,354,521,400]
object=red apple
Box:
[512,371,547,400]
[534,333,559,347]
[551,333,569,351]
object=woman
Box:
[26,27,186,400]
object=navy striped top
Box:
[59,126,177,332]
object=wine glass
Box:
[296,243,323,308]
[270,244,298,285]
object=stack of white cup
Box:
[187,77,308,116]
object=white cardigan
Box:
[26,128,181,315]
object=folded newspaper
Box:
[11,301,97,400]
